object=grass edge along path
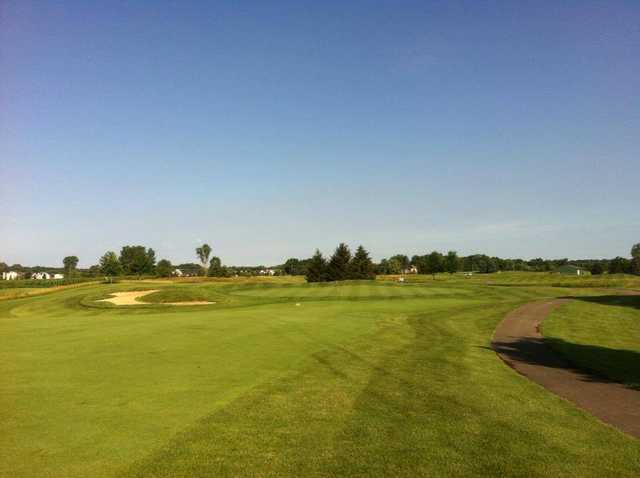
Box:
[492,298,640,438]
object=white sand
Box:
[97,290,214,306]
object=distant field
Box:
[0,288,46,300]
[382,271,640,289]
[0,282,99,301]
[1,277,639,477]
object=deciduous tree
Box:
[63,256,79,277]
[156,259,173,277]
[99,251,122,276]
[444,251,459,274]
[119,246,156,275]
[208,256,228,277]
[196,244,212,274]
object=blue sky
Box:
[1,1,638,267]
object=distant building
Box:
[32,272,52,280]
[53,273,64,280]
[557,265,590,276]
[259,269,276,276]
[173,269,183,277]
[2,271,20,280]
[402,266,418,274]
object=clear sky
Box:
[1,1,638,267]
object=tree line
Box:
[305,243,375,282]
[281,242,640,278]
[96,243,231,278]
[3,242,639,280]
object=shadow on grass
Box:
[491,336,640,390]
[571,294,640,310]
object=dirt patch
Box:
[97,290,214,306]
[492,298,640,439]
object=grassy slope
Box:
[544,295,640,390]
[1,280,639,477]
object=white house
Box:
[53,273,64,280]
[173,269,183,277]
[32,272,52,280]
[402,266,418,274]
[2,271,20,280]
[259,269,276,276]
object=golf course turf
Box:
[1,277,639,477]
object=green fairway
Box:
[1,279,639,477]
[545,295,640,390]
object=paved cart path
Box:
[492,298,640,439]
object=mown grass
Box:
[544,295,640,390]
[383,272,640,289]
[1,279,639,477]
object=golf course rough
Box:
[1,277,639,477]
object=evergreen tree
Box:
[306,249,328,283]
[349,245,376,280]
[327,243,352,281]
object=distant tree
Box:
[208,256,228,277]
[390,254,410,272]
[119,246,156,275]
[283,258,308,276]
[196,244,212,274]
[306,249,328,283]
[377,258,404,275]
[502,259,515,271]
[175,263,202,276]
[528,258,550,272]
[425,251,445,277]
[327,243,352,281]
[386,257,403,274]
[349,245,376,280]
[0,262,8,273]
[444,251,459,274]
[590,262,605,275]
[63,256,79,277]
[87,265,101,277]
[632,243,640,276]
[609,256,631,274]
[156,259,173,277]
[99,251,122,276]
[412,255,428,274]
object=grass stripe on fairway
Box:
[121,299,640,477]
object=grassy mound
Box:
[544,295,640,390]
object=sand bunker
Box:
[97,290,214,306]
